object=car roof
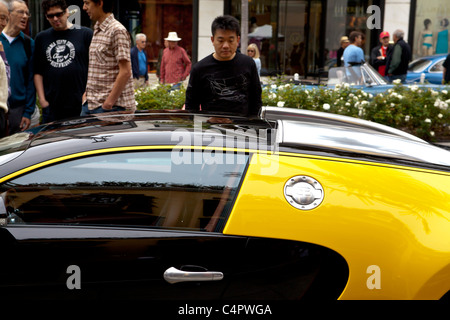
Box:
[413,54,447,62]
[1,109,450,172]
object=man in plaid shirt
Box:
[81,0,135,115]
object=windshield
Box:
[408,59,431,72]
[327,63,387,86]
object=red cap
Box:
[379,31,390,39]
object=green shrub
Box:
[135,84,186,110]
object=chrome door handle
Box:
[164,267,224,284]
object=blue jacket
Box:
[0,32,36,119]
[130,46,148,81]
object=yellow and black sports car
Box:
[0,107,449,300]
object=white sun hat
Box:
[165,32,182,41]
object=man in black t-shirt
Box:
[185,15,262,117]
[34,0,93,123]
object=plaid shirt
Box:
[86,14,135,111]
[160,45,191,84]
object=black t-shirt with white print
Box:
[185,52,262,117]
[34,26,93,120]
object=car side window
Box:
[430,60,444,72]
[0,151,249,232]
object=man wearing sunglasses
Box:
[34,0,93,123]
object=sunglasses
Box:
[46,11,65,19]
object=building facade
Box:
[20,0,450,76]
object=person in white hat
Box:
[160,31,191,86]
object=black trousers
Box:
[0,108,6,138]
[7,105,25,135]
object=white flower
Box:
[323,103,330,110]
[409,85,419,92]
[269,93,277,99]
[442,90,448,95]
[390,103,395,107]
[405,115,410,122]
[431,90,439,96]
[425,118,432,123]
[369,93,373,99]
[345,102,351,106]
[434,99,448,110]
[271,84,277,90]
[277,101,285,107]
[393,79,402,84]
[438,113,443,119]
[430,131,435,137]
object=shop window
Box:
[413,0,450,59]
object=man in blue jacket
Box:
[131,33,149,88]
[0,0,35,134]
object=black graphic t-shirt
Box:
[34,26,93,119]
[185,53,262,117]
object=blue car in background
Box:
[406,54,447,84]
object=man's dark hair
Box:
[90,0,114,13]
[349,31,364,43]
[211,15,240,37]
[42,0,68,13]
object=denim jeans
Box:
[81,102,126,116]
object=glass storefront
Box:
[134,0,193,71]
[325,0,375,70]
[412,0,450,59]
[27,0,382,76]
[231,0,376,76]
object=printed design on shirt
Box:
[208,74,248,104]
[46,39,76,68]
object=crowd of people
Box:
[9,0,446,142]
[337,28,412,84]
[0,0,262,139]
